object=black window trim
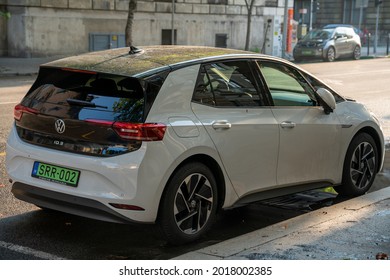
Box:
[192,58,266,109]
[253,59,328,108]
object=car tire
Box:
[159,162,218,245]
[335,133,378,197]
[324,47,336,62]
[352,45,361,60]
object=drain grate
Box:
[259,189,337,211]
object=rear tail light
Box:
[85,119,166,141]
[113,122,166,141]
[14,104,39,121]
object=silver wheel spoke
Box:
[174,188,190,215]
[350,142,376,190]
[174,172,213,235]
[176,211,198,228]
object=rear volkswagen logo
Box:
[55,119,66,134]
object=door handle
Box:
[280,121,296,129]
[212,121,232,130]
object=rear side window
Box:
[26,68,168,123]
[192,60,262,107]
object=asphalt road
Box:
[0,59,389,260]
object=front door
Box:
[257,60,342,186]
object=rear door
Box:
[345,27,358,54]
[256,60,342,186]
[334,27,349,56]
[191,60,279,197]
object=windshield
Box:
[302,29,334,41]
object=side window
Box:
[303,73,345,103]
[336,28,347,38]
[257,61,317,107]
[193,60,262,107]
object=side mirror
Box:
[316,87,336,114]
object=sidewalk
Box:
[0,56,62,76]
[361,45,389,58]
[175,186,390,260]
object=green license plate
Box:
[31,161,80,187]
[302,50,313,55]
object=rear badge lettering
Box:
[53,140,64,146]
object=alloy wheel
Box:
[327,47,335,62]
[173,173,214,234]
[353,46,361,60]
[350,142,376,190]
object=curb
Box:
[361,55,389,59]
[174,187,390,260]
[0,72,38,77]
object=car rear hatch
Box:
[14,67,168,157]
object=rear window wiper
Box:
[66,98,108,109]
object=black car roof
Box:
[43,45,264,77]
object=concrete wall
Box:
[0,5,7,56]
[2,0,286,57]
[10,7,128,57]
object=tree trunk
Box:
[125,0,137,47]
[244,0,255,51]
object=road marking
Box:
[0,101,18,105]
[318,69,390,78]
[0,240,66,260]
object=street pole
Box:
[171,0,175,45]
[374,4,379,56]
[282,0,289,59]
[309,0,313,31]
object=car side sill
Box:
[231,181,334,208]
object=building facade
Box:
[294,0,390,43]
[0,0,289,57]
[2,0,388,57]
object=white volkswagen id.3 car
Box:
[6,46,384,244]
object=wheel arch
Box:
[158,154,227,215]
[324,46,336,62]
[349,126,383,173]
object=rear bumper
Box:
[6,125,170,223]
[12,182,140,224]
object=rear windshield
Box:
[26,67,168,123]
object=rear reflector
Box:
[109,203,145,211]
[14,104,39,121]
[85,119,166,141]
